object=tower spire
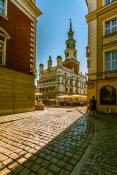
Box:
[69,18,72,31]
[64,20,77,61]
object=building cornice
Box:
[10,0,42,21]
[86,1,117,22]
[85,0,88,6]
[63,58,80,64]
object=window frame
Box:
[104,0,111,5]
[0,40,6,66]
[0,40,4,65]
[105,18,117,35]
[105,50,117,71]
[0,27,11,66]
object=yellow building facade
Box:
[86,0,117,113]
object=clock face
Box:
[69,44,73,48]
[68,44,73,48]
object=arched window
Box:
[0,27,10,66]
[100,86,116,105]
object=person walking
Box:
[90,96,97,115]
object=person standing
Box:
[90,96,97,114]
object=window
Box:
[65,52,69,57]
[0,41,4,65]
[0,0,7,16]
[104,0,116,5]
[104,0,111,5]
[105,51,117,71]
[105,18,117,35]
[0,0,5,14]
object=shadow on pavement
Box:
[4,115,94,175]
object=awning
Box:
[35,92,42,96]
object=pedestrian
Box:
[90,96,97,115]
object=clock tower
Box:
[64,19,79,74]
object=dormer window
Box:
[0,0,7,16]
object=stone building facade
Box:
[0,0,41,114]
[86,0,117,113]
[37,20,87,102]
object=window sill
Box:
[104,70,117,73]
[0,64,6,67]
[103,31,117,38]
[0,14,8,21]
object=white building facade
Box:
[37,20,87,102]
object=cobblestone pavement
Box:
[72,113,117,175]
[0,107,94,175]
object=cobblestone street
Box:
[0,107,94,175]
[72,113,117,175]
[0,108,117,175]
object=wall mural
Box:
[100,86,116,105]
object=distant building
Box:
[86,0,117,113]
[0,0,41,114]
[37,20,87,103]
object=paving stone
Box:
[65,163,73,171]
[35,158,44,165]
[44,154,52,161]
[30,164,40,173]
[59,169,70,175]
[56,154,64,160]
[37,167,48,175]
[46,172,55,175]
[41,160,50,168]
[12,165,24,174]
[38,152,46,159]
[63,156,70,162]
[48,164,61,174]
[24,160,34,168]
[69,159,77,166]
[19,167,30,175]
[28,172,37,175]
[57,160,66,168]
[0,167,11,175]
[50,157,59,164]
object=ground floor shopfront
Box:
[87,77,117,113]
[0,67,35,115]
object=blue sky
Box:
[36,0,88,74]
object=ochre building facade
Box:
[0,0,41,114]
[86,0,117,113]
